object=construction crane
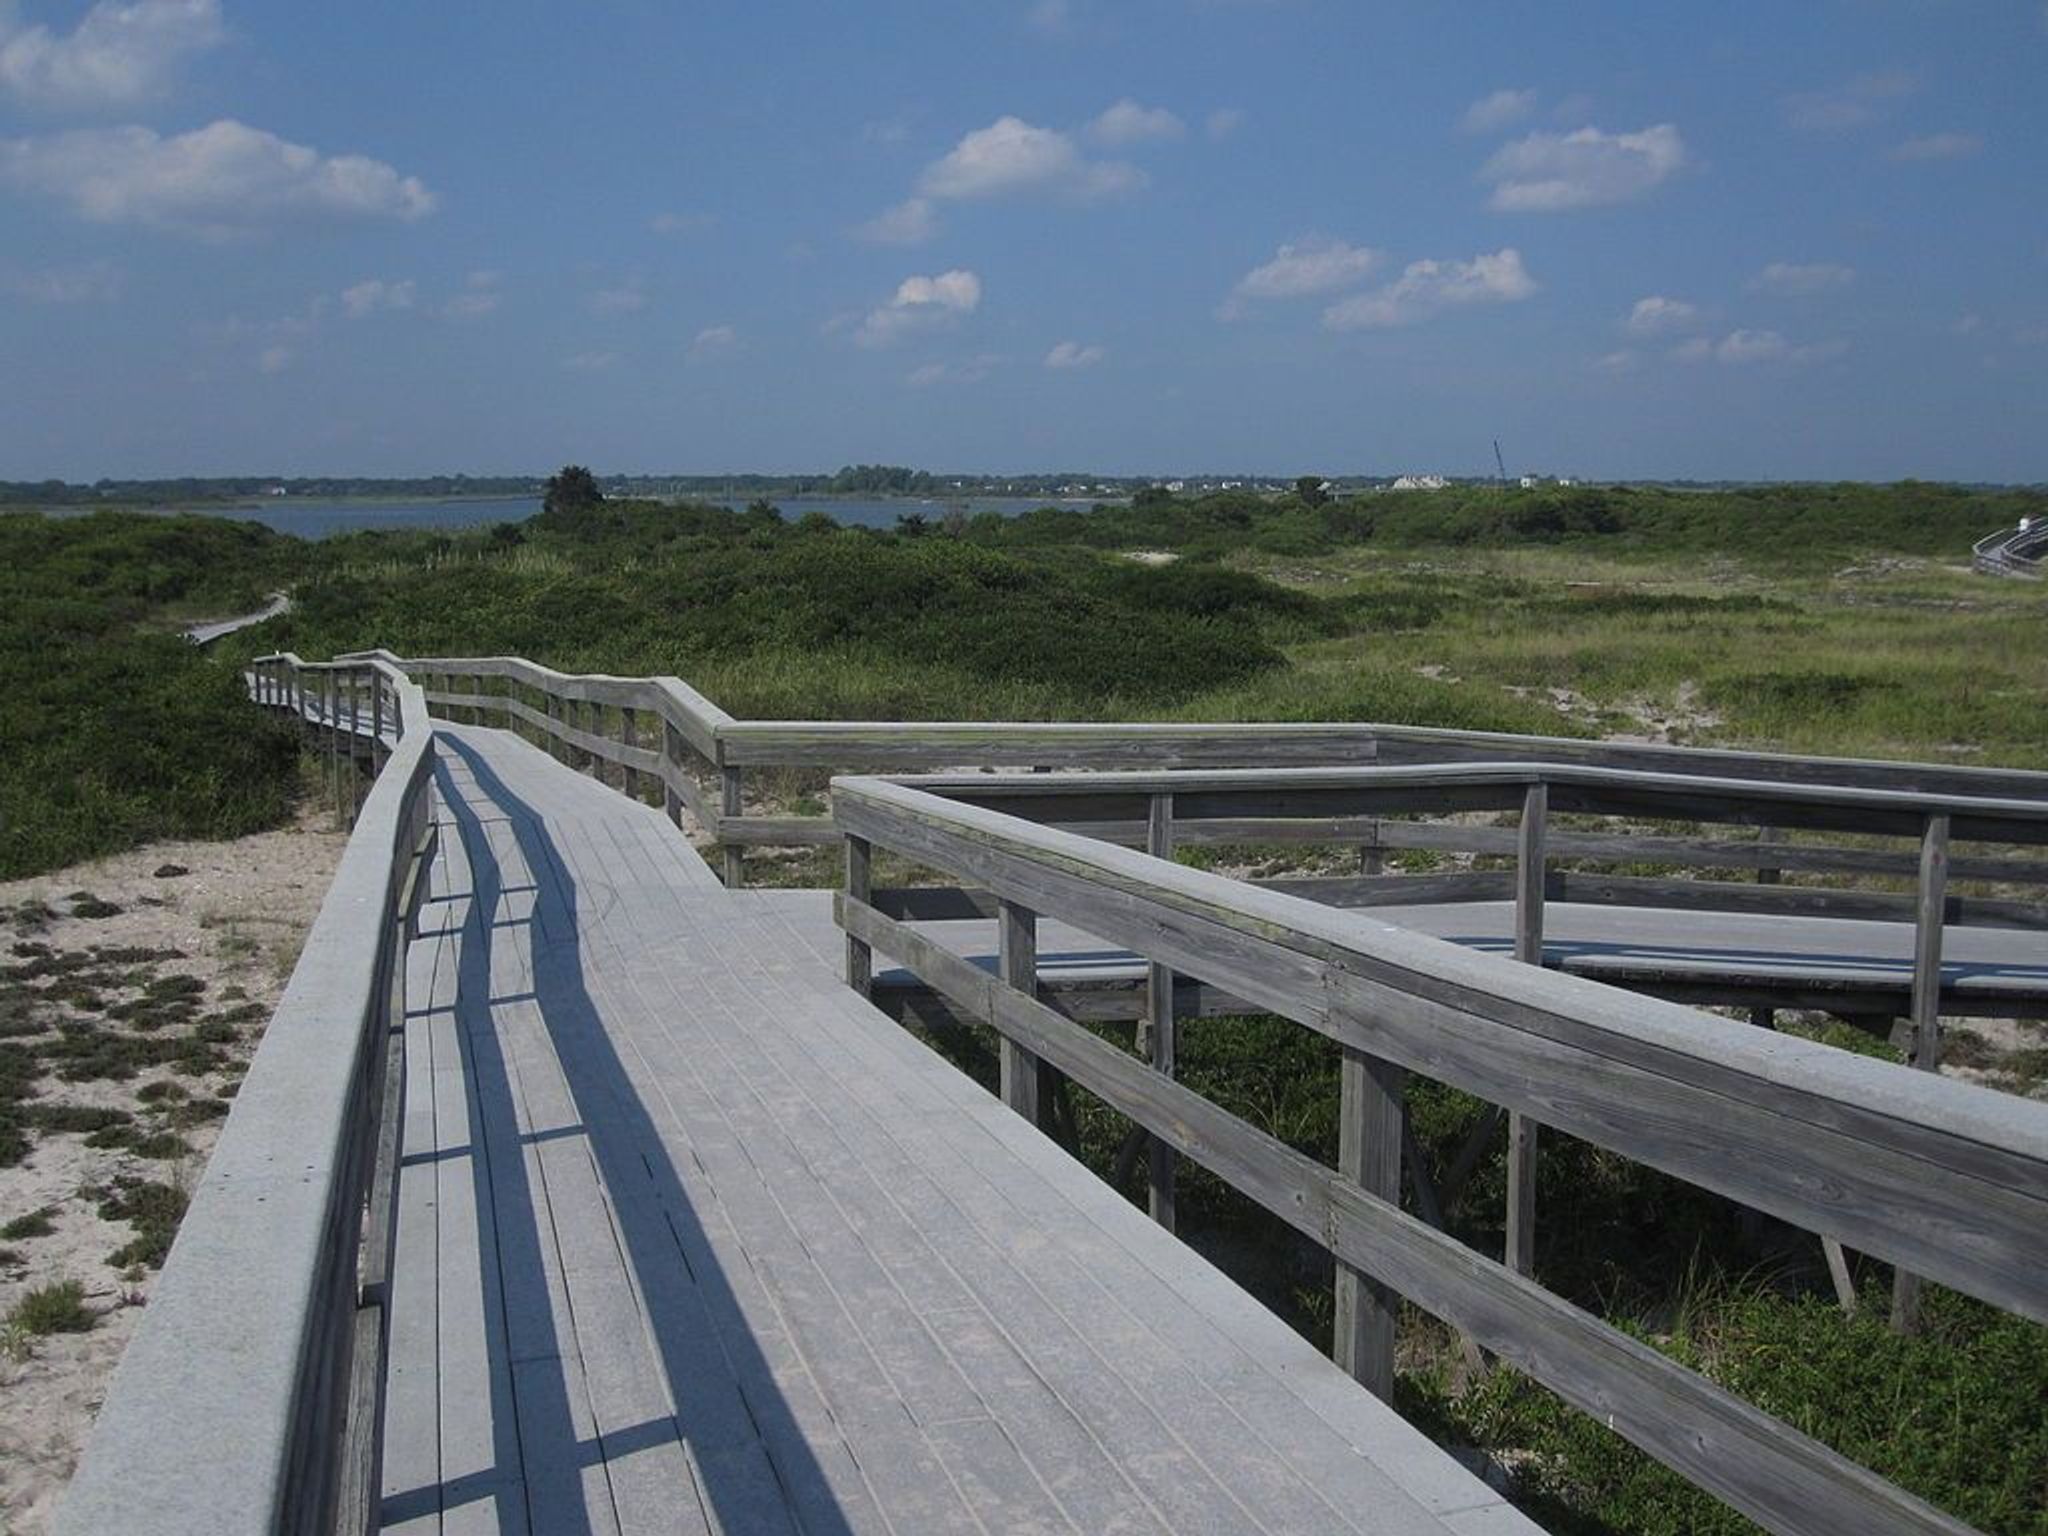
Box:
[1493,439,1508,484]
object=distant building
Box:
[1518,475,1538,489]
[1390,474,1448,492]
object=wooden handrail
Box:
[59,656,438,1536]
[831,772,2048,1536]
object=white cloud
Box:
[257,343,291,374]
[442,270,499,319]
[1672,329,1846,365]
[0,118,435,234]
[589,279,646,314]
[1482,123,1685,211]
[1593,349,1641,374]
[1322,248,1536,330]
[1625,295,1698,336]
[1044,340,1105,369]
[855,267,981,347]
[340,278,414,318]
[1784,71,1916,133]
[649,210,715,235]
[1205,108,1245,142]
[563,349,619,372]
[908,352,1001,387]
[0,0,222,111]
[1461,88,1537,135]
[1750,261,1855,296]
[918,115,1142,202]
[1234,237,1380,301]
[1024,0,1072,36]
[854,196,938,245]
[0,259,120,302]
[1089,98,1183,146]
[688,323,736,357]
[1890,132,1982,163]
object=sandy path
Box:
[0,805,345,1536]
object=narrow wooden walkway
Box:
[385,723,1531,1535]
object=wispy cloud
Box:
[589,278,647,314]
[1461,88,1537,135]
[688,324,736,357]
[1205,108,1245,142]
[908,352,1001,387]
[442,270,500,320]
[1625,294,1698,336]
[917,115,1143,201]
[1750,261,1854,296]
[0,259,121,302]
[563,349,619,372]
[257,343,291,374]
[1222,237,1379,318]
[1482,123,1685,211]
[1044,339,1105,369]
[1323,248,1535,330]
[1890,132,1981,163]
[1088,99,1183,146]
[0,118,435,235]
[0,0,223,111]
[340,278,414,318]
[853,197,938,245]
[1783,70,1916,133]
[855,268,982,348]
[1673,329,1846,365]
[649,210,716,235]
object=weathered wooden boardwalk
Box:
[60,650,2048,1536]
[386,723,1531,1534]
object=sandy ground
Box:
[0,805,345,1536]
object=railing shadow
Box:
[386,733,857,1535]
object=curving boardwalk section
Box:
[390,723,1530,1534]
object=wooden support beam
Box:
[720,764,745,887]
[845,835,873,1000]
[1891,812,1950,1335]
[1507,781,1547,1278]
[1334,1047,1404,1401]
[1144,792,1177,1230]
[662,718,685,826]
[997,899,1057,1135]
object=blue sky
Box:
[1,0,2043,481]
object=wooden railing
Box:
[831,770,2048,1536]
[356,650,2048,887]
[59,654,436,1536]
[1972,522,2048,579]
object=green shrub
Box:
[9,1278,93,1336]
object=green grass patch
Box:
[8,1278,93,1336]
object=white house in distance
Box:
[1390,473,1449,491]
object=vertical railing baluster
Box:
[662,718,686,827]
[1506,779,1548,1278]
[1890,811,1950,1334]
[1143,792,1177,1230]
[845,835,873,1000]
[1333,1047,1405,1402]
[721,763,745,888]
[997,898,1056,1134]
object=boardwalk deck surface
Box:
[764,892,2048,1014]
[384,723,1533,1535]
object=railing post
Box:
[1750,825,1784,1028]
[997,898,1056,1134]
[326,670,343,830]
[370,672,385,769]
[622,706,648,802]
[721,763,745,888]
[1891,811,1950,1334]
[662,718,685,826]
[845,835,873,999]
[1143,792,1178,1230]
[1507,779,1547,1278]
[1333,1047,1405,1402]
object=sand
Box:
[0,806,345,1536]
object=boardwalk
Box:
[390,724,1531,1534]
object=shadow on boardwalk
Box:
[384,734,857,1535]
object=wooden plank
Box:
[837,895,1981,1536]
[845,835,873,1000]
[997,899,1047,1132]
[1144,791,1177,1231]
[1508,783,1547,1279]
